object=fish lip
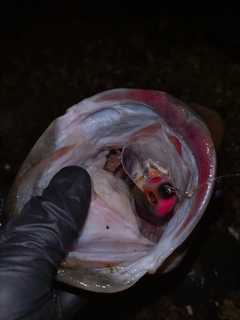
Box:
[4,88,217,293]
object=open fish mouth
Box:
[4,89,216,293]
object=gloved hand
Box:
[0,166,92,320]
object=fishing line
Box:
[171,173,240,199]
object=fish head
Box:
[4,89,216,293]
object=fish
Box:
[4,88,216,293]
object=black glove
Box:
[0,166,91,320]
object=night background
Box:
[1,2,240,319]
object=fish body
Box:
[4,89,216,293]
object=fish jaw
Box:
[4,89,216,293]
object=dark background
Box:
[1,2,240,319]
